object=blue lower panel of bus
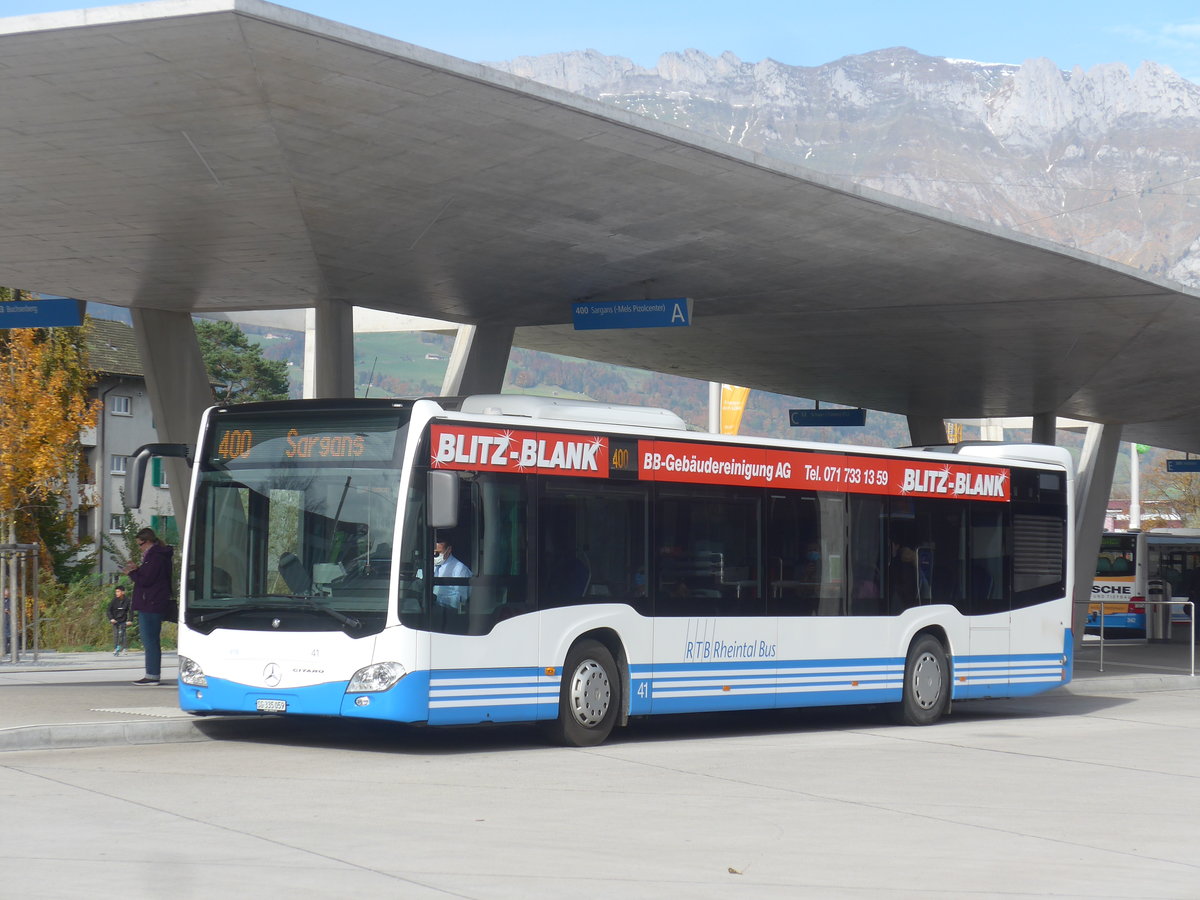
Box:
[952,649,1069,699]
[630,648,1069,714]
[631,657,907,714]
[1085,612,1145,634]
[179,672,434,722]
[426,667,559,725]
[181,643,1071,724]
[180,667,558,725]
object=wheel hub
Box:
[569,659,611,726]
[911,651,942,710]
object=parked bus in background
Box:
[1090,532,1142,635]
[1089,530,1200,636]
[148,395,1075,746]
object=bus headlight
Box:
[348,661,406,693]
[178,656,208,687]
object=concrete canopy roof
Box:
[3,1,1200,449]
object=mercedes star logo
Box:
[263,663,282,687]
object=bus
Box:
[1090,532,1142,634]
[1089,530,1199,636]
[154,394,1075,746]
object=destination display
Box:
[206,414,403,467]
[430,426,1010,501]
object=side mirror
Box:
[428,471,459,529]
[127,443,191,509]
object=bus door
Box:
[536,479,651,716]
[968,506,1010,683]
[425,473,539,725]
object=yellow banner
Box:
[720,385,751,435]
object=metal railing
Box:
[1077,598,1195,676]
[1,543,41,665]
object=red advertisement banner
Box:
[640,440,1009,501]
[430,426,1009,501]
[431,425,609,478]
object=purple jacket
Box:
[129,542,175,615]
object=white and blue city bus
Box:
[160,394,1074,746]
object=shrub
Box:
[32,574,177,652]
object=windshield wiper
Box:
[191,598,361,630]
[192,603,281,626]
[297,601,362,629]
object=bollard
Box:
[1147,578,1168,642]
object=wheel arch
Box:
[905,623,954,680]
[566,627,629,725]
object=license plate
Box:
[256,699,287,712]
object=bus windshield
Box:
[186,405,410,636]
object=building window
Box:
[78,508,93,542]
[109,514,125,534]
[109,395,132,416]
[152,457,169,489]
[110,454,128,475]
[151,515,179,546]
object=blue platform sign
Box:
[0,298,83,329]
[789,408,867,427]
[1167,459,1200,473]
[572,298,691,330]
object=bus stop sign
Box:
[0,298,83,329]
[789,408,867,427]
[572,298,691,330]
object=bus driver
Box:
[433,539,471,611]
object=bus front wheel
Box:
[894,634,950,726]
[546,639,620,746]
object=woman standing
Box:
[122,527,174,685]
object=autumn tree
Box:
[194,319,289,403]
[1140,453,1200,528]
[0,290,100,568]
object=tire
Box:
[545,639,620,746]
[894,634,950,726]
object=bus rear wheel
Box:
[894,634,950,726]
[546,639,620,746]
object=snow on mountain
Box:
[489,47,1200,285]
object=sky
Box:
[5,0,1200,82]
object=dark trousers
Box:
[112,622,128,651]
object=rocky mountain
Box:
[491,48,1200,284]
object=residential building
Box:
[80,319,177,576]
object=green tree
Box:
[194,319,289,403]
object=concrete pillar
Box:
[980,418,1005,441]
[906,415,946,447]
[130,308,213,522]
[1031,412,1057,445]
[441,324,514,396]
[312,299,354,399]
[1072,423,1122,651]
[302,309,316,399]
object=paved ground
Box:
[0,636,1195,753]
[0,648,1197,898]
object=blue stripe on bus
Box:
[1062,628,1074,685]
[427,666,559,725]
